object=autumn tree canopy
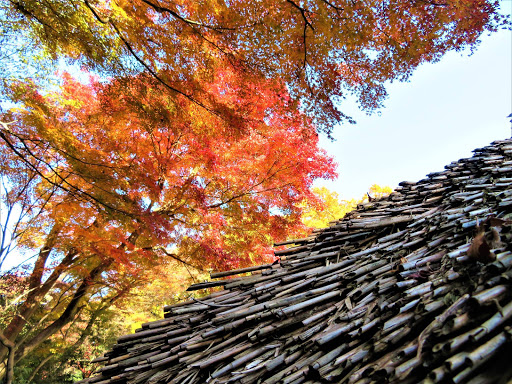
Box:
[3,71,335,270]
[1,0,508,136]
[0,69,334,380]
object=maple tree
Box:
[1,0,509,136]
[0,69,334,380]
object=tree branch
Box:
[0,331,15,384]
[151,246,197,269]
[26,354,53,383]
[286,0,314,68]
[14,261,110,363]
[0,127,138,219]
[319,0,344,11]
[140,0,230,31]
[83,0,222,117]
[83,0,109,23]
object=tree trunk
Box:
[0,332,15,384]
[0,229,136,380]
[13,260,111,364]
[0,249,76,362]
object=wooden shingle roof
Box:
[82,139,512,384]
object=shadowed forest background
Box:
[0,1,509,382]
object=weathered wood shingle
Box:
[81,139,512,384]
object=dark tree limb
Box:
[286,0,314,68]
[13,261,110,363]
[151,246,197,269]
[0,331,15,384]
[83,0,222,117]
[0,128,138,218]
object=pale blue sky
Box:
[318,17,512,200]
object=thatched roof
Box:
[81,139,512,384]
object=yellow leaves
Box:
[301,184,393,230]
[300,186,357,229]
[112,0,130,17]
[368,184,393,199]
[116,259,208,332]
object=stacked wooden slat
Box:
[80,139,512,384]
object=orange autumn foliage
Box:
[4,70,335,270]
[0,70,334,376]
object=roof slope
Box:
[82,139,512,384]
